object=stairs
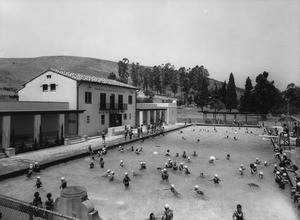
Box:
[0,149,8,159]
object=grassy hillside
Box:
[0,56,243,99]
[0,56,118,91]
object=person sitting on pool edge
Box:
[123,173,131,188]
[165,150,170,156]
[31,192,42,207]
[232,204,244,220]
[45,193,54,211]
[33,162,40,173]
[27,164,34,178]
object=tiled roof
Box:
[49,68,138,90]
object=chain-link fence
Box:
[0,194,78,220]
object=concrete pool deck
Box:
[0,123,190,181]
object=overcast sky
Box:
[0,0,299,90]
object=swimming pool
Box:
[0,126,298,220]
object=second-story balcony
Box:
[99,103,128,111]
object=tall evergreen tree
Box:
[118,58,129,84]
[225,73,238,112]
[240,77,253,112]
[130,62,141,87]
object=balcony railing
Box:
[99,103,128,111]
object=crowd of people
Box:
[24,124,300,219]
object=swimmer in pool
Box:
[163,184,179,196]
[210,174,221,184]
[193,185,204,195]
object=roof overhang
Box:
[0,109,85,116]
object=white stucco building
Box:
[18,68,138,137]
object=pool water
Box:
[0,126,299,220]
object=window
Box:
[50,84,56,91]
[128,95,133,105]
[101,115,105,125]
[124,114,127,120]
[85,92,92,104]
[129,113,131,119]
[87,115,90,124]
[46,75,51,79]
[100,93,106,110]
[42,84,48,92]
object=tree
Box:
[239,77,253,112]
[153,66,162,94]
[194,76,209,111]
[170,70,178,97]
[282,83,300,115]
[142,67,151,91]
[251,71,280,114]
[130,62,142,87]
[218,81,227,103]
[108,72,117,80]
[225,73,238,112]
[118,58,129,84]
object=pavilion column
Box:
[147,110,151,125]
[58,114,65,139]
[157,110,161,123]
[78,113,84,136]
[153,110,156,123]
[213,113,216,123]
[223,114,226,123]
[245,114,248,124]
[34,115,41,143]
[139,111,143,126]
[2,116,11,149]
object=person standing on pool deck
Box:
[60,177,67,189]
[232,204,244,220]
[162,204,173,220]
[123,173,131,188]
[101,131,106,144]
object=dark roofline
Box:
[17,68,139,92]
